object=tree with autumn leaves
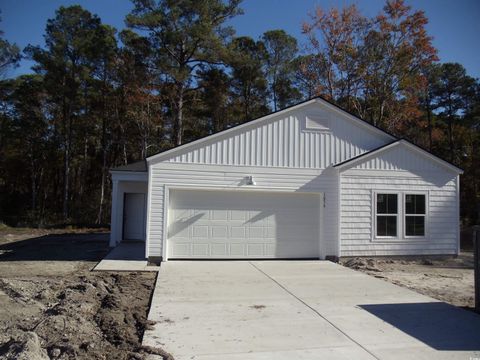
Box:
[0,0,478,226]
[301,0,438,131]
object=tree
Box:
[302,3,367,109]
[261,30,299,110]
[25,6,118,221]
[291,54,323,99]
[431,63,476,162]
[195,67,231,135]
[126,0,242,146]
[0,12,21,78]
[88,24,118,224]
[302,0,438,131]
[7,75,48,219]
[116,29,163,163]
[229,36,269,122]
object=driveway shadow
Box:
[360,302,480,351]
[0,232,110,262]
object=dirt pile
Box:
[0,229,173,359]
[0,272,173,359]
[342,257,383,272]
[0,272,169,360]
[0,331,49,360]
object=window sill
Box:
[371,236,429,243]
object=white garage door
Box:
[167,189,321,259]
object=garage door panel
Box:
[230,210,247,221]
[192,243,209,256]
[192,225,208,238]
[212,226,228,238]
[171,243,190,257]
[231,226,246,238]
[230,243,245,256]
[167,190,320,259]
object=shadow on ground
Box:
[0,232,110,261]
[103,242,146,261]
[360,302,480,351]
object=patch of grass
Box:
[0,223,33,234]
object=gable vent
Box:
[304,111,330,131]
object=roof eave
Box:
[334,139,463,174]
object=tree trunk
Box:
[62,98,70,222]
[97,149,107,224]
[426,99,433,151]
[175,82,185,146]
[30,155,36,213]
[448,117,454,162]
[272,73,278,112]
[97,71,109,225]
[63,141,70,221]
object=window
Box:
[405,194,426,236]
[376,194,398,237]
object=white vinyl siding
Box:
[340,171,459,256]
[160,103,390,169]
[137,101,461,259]
[351,144,445,172]
[146,163,338,258]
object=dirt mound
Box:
[0,230,176,359]
[0,331,49,360]
[0,271,172,360]
[342,257,381,272]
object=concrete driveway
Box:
[143,261,480,360]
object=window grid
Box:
[376,193,398,237]
[405,194,426,237]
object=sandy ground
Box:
[341,254,475,309]
[0,228,172,360]
[0,227,476,358]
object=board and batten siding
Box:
[160,104,391,169]
[339,144,460,256]
[146,163,339,259]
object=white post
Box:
[110,179,119,247]
[474,226,479,313]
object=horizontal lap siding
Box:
[147,164,339,258]
[340,172,459,256]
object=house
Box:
[109,97,463,262]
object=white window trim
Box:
[372,191,400,240]
[371,190,430,243]
[403,192,429,240]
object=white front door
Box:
[167,189,321,259]
[123,193,146,241]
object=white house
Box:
[110,97,463,262]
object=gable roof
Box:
[146,96,396,164]
[333,140,400,168]
[110,160,147,172]
[113,96,461,175]
[333,139,463,174]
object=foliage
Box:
[0,0,478,226]
[126,0,242,145]
[0,13,20,78]
[302,0,438,131]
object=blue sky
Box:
[1,0,479,79]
